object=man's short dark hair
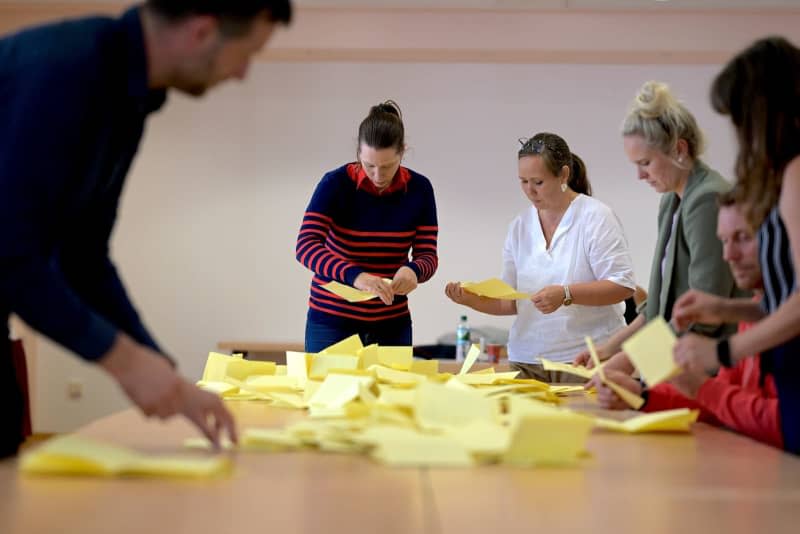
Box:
[146,1,292,36]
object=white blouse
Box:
[502,195,636,363]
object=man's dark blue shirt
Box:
[0,7,168,454]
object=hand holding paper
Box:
[323,277,393,303]
[459,278,530,300]
[622,317,682,386]
[586,336,644,410]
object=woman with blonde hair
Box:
[577,81,738,371]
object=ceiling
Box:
[2,0,799,10]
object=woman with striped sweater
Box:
[296,101,438,352]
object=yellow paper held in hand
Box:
[622,316,682,386]
[585,336,644,410]
[460,278,530,300]
[322,279,393,303]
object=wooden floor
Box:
[1,400,799,534]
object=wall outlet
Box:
[67,380,83,400]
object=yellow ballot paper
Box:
[503,403,593,466]
[586,336,645,410]
[414,381,497,430]
[197,380,240,397]
[622,316,682,386]
[595,408,699,433]
[377,346,413,370]
[20,435,231,479]
[309,353,360,379]
[322,280,392,303]
[308,374,375,410]
[225,359,277,381]
[321,334,363,356]
[458,344,482,375]
[362,426,475,468]
[540,357,597,379]
[358,343,380,369]
[461,278,531,299]
[201,352,232,382]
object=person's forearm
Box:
[569,281,634,306]
[463,293,517,316]
[720,298,766,323]
[730,292,800,362]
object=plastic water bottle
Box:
[455,315,471,362]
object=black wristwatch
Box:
[716,338,733,368]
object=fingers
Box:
[205,395,238,448]
[181,386,238,450]
[584,374,601,390]
[365,277,393,305]
[391,278,416,296]
[444,282,465,304]
[217,402,239,445]
[596,383,624,410]
[376,281,394,305]
[573,352,590,367]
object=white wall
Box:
[32,60,737,431]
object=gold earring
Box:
[561,183,567,193]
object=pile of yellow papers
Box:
[595,408,699,433]
[460,278,530,300]
[321,279,392,303]
[189,333,696,469]
[622,317,682,386]
[21,435,231,478]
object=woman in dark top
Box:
[672,36,800,454]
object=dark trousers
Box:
[769,341,800,455]
[305,315,412,353]
[1,337,24,458]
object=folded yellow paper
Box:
[586,336,645,410]
[321,334,364,355]
[21,435,231,478]
[458,344,482,375]
[595,408,699,433]
[309,354,360,379]
[322,280,392,303]
[504,399,593,466]
[415,381,497,430]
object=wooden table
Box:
[2,400,799,534]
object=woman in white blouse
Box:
[445,132,636,382]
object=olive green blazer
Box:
[644,160,743,336]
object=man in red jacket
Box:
[593,192,781,448]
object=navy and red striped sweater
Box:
[296,163,438,325]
